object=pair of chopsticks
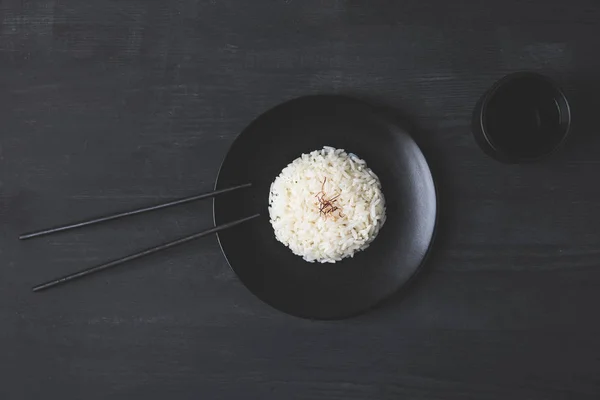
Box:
[21,183,258,292]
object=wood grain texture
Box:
[1,0,600,399]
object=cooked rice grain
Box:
[268,147,386,263]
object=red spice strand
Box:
[316,177,343,219]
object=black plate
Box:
[214,95,437,319]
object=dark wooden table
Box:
[2,1,600,399]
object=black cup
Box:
[472,72,571,163]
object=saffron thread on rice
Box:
[315,177,344,219]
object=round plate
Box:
[214,95,437,319]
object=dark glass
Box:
[472,72,571,163]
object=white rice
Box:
[268,146,386,263]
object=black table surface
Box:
[2,1,600,399]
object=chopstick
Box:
[19,183,252,240]
[32,213,260,292]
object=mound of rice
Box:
[268,146,386,263]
